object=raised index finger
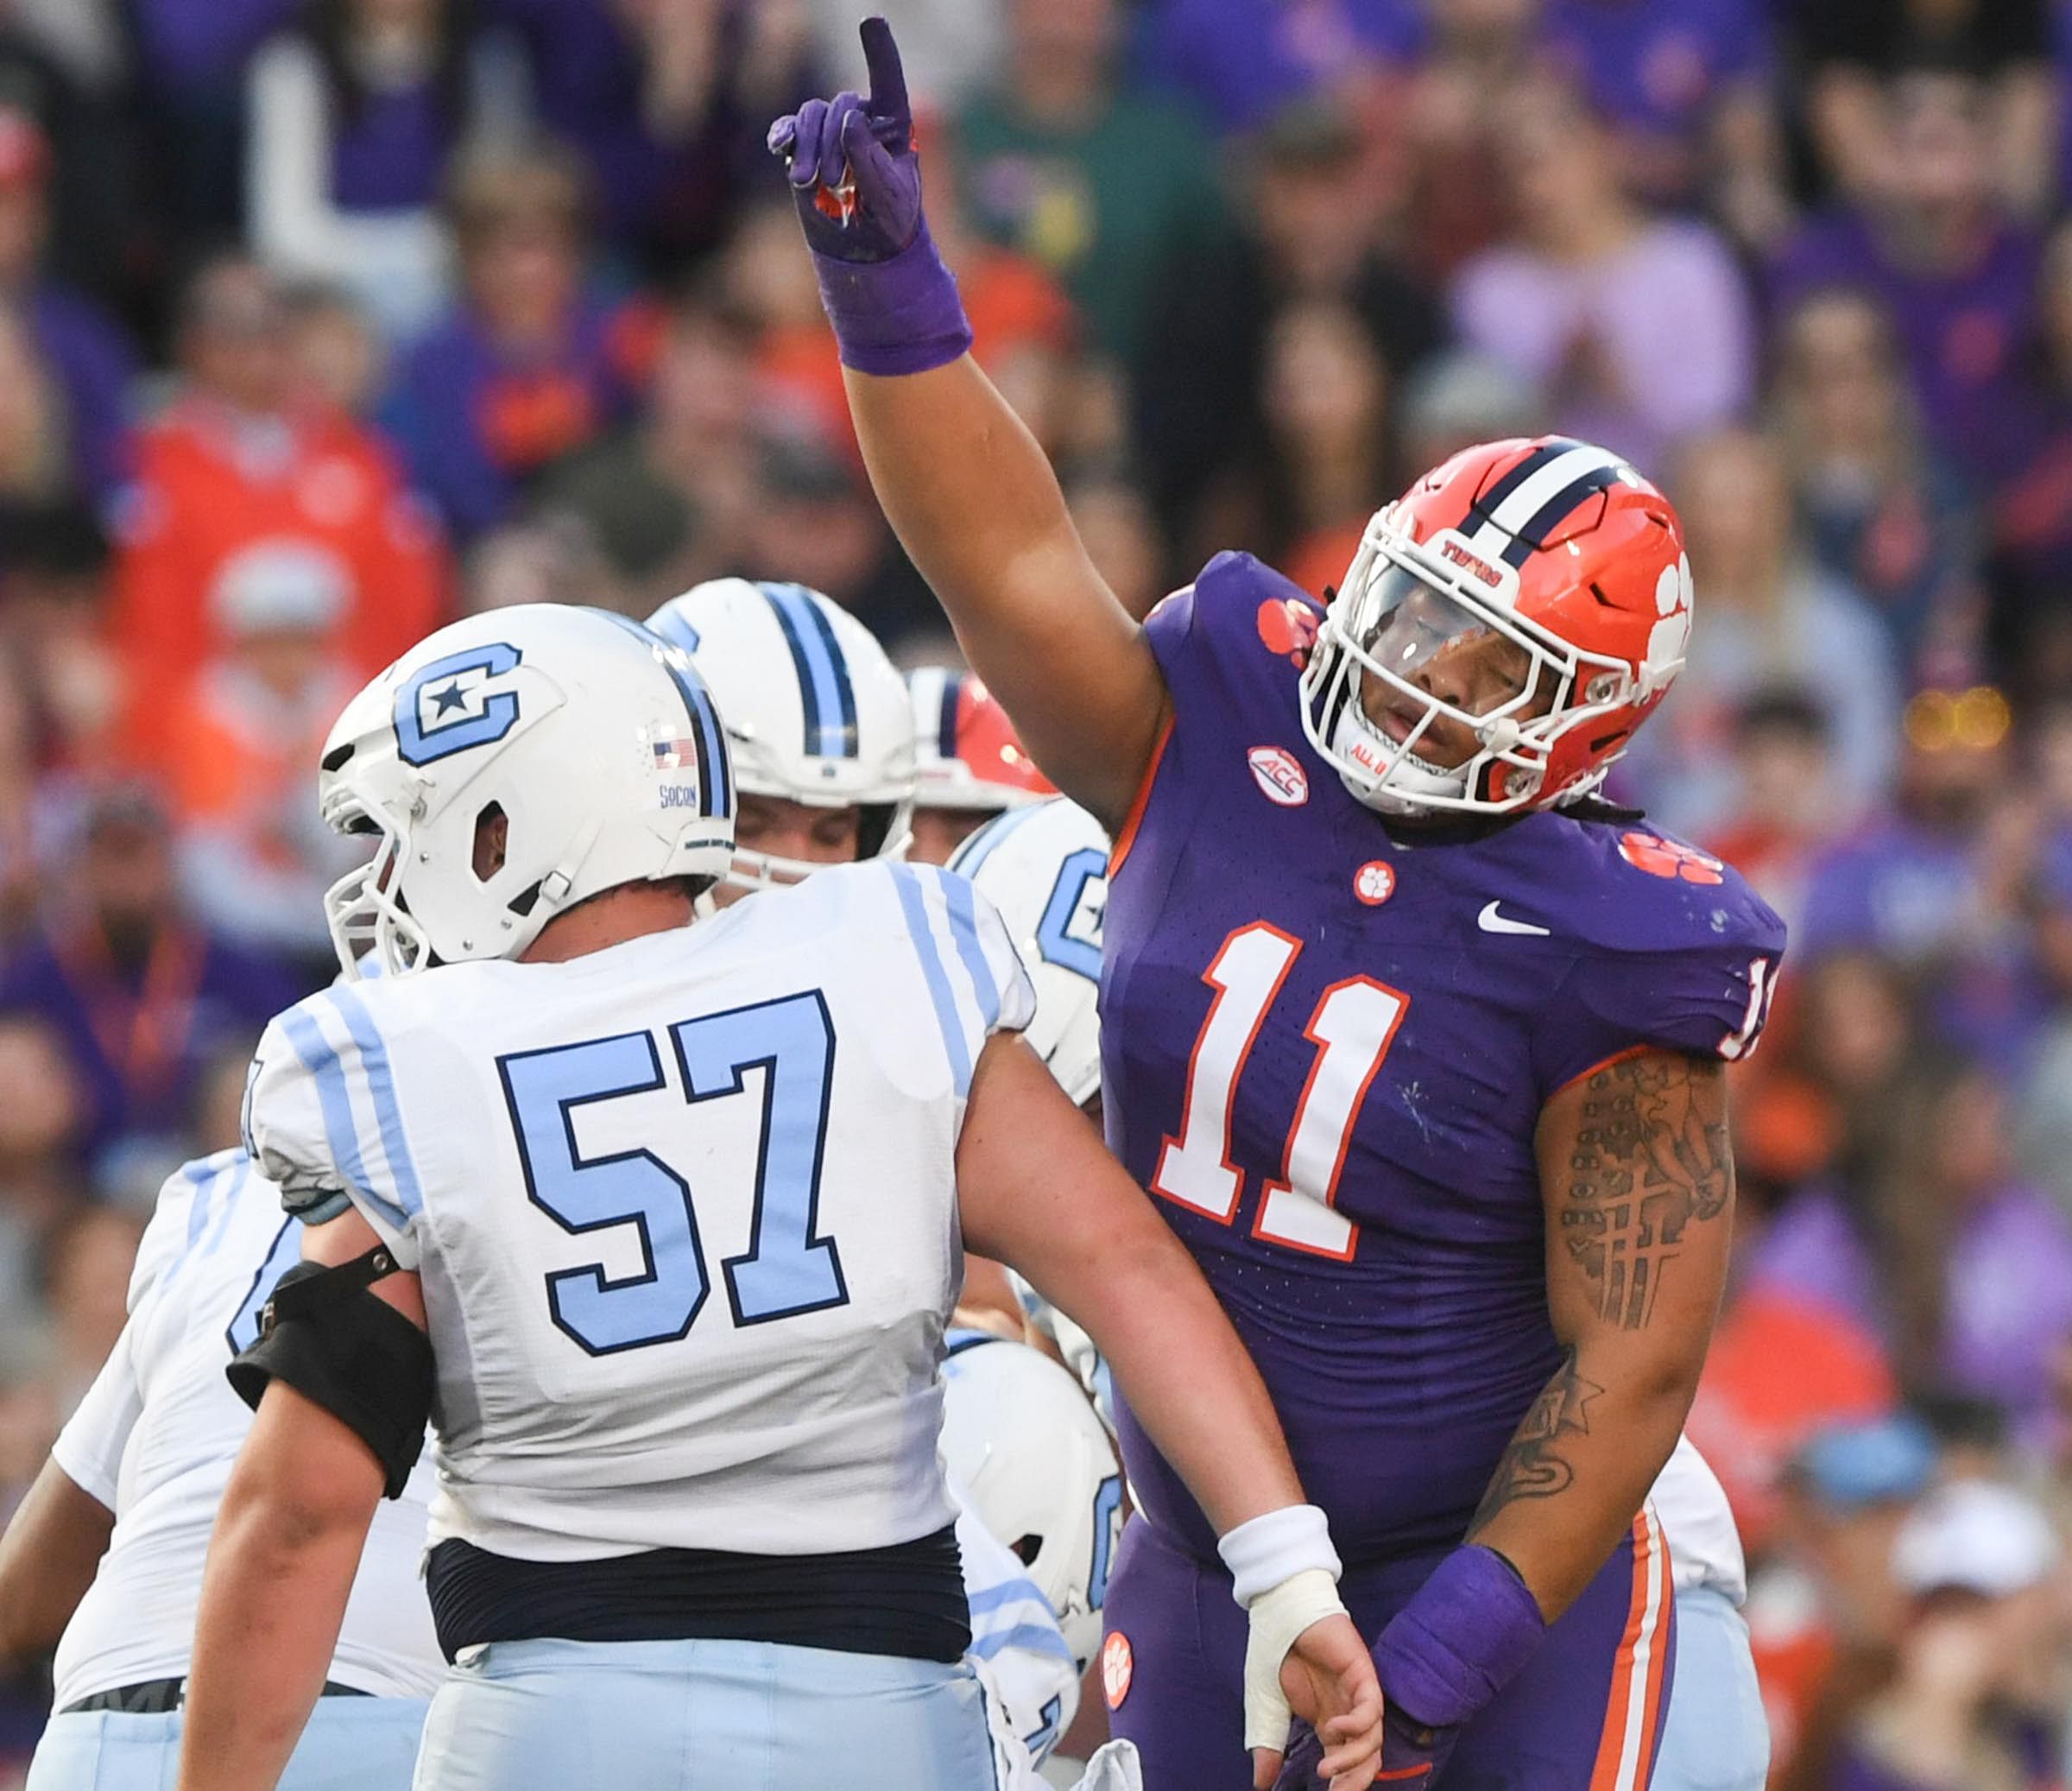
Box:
[859,16,909,123]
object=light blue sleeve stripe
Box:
[967,1576,1053,1617]
[945,801,1040,883]
[941,871,1001,1033]
[199,1154,251,1258]
[323,986,425,1218]
[275,1004,409,1234]
[890,864,973,1097]
[969,1623,1078,1666]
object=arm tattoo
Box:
[1559,1054,1731,1331]
[1469,1349,1603,1534]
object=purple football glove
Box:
[1272,1706,1461,1790]
[766,17,970,376]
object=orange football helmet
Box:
[1299,435,1693,816]
[908,667,1057,812]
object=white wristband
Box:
[1216,1503,1342,1607]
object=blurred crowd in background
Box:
[3,0,2072,1783]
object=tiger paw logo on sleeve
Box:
[1618,832,1724,885]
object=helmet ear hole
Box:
[472,802,509,883]
[1012,1533,1043,1566]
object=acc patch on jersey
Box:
[1101,1631,1134,1709]
[1248,745,1308,807]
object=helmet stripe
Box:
[1499,460,1630,566]
[1469,439,1585,528]
[592,609,734,820]
[759,582,860,759]
[1468,443,1623,558]
[938,670,963,762]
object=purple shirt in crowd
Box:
[1540,0,1772,142]
[1769,211,2041,481]
[1134,0,1426,133]
[1101,549,1785,1564]
[329,81,457,213]
[27,282,139,503]
[132,0,298,88]
[1753,1182,2072,1448]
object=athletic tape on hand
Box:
[1241,1567,1349,1754]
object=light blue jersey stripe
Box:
[969,1623,1078,1666]
[276,1004,409,1233]
[324,985,425,1218]
[891,865,972,1096]
[967,1578,1052,1617]
[941,872,1001,1032]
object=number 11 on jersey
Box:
[1151,922,1408,1261]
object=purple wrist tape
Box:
[1372,1543,1548,1729]
[812,220,972,377]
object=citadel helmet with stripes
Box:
[648,579,915,893]
[906,667,1056,814]
[316,604,734,978]
[1299,435,1693,817]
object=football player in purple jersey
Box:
[769,24,1785,1790]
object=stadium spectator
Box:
[534,294,762,614]
[1393,346,1542,476]
[35,1203,138,1414]
[1829,1480,2068,1791]
[0,785,299,1169]
[111,256,445,734]
[1770,72,2042,485]
[0,503,120,780]
[1980,216,2072,687]
[0,1015,84,1313]
[1134,0,1424,136]
[244,0,529,342]
[493,0,819,278]
[1616,428,1898,839]
[1744,1413,1936,1788]
[1706,687,1845,939]
[1450,73,1755,469]
[953,0,1228,365]
[382,140,654,538]
[1772,288,1986,689]
[0,106,135,505]
[1750,1056,2072,1450]
[281,278,387,419]
[1132,97,1444,569]
[1798,0,2057,218]
[1538,0,1789,237]
[1257,296,1392,600]
[161,540,362,977]
[1064,470,1163,620]
[0,303,70,512]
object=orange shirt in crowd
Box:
[111,397,448,740]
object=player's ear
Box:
[472,802,509,881]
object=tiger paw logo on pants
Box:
[1101,1631,1134,1708]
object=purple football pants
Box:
[1100,1507,1675,1791]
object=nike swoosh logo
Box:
[1478,900,1551,936]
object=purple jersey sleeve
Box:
[1531,832,1786,1097]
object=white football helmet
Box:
[647,579,914,894]
[941,1334,1124,1674]
[319,604,734,978]
[949,797,1108,1108]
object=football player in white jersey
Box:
[905,667,1054,865]
[174,606,1386,1791]
[953,796,1770,1790]
[0,1148,441,1791]
[647,578,917,902]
